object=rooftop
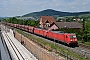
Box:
[55,22,82,28]
[40,16,56,24]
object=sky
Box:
[0,0,90,17]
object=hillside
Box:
[22,9,90,18]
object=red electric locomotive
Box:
[47,30,77,45]
[34,28,47,36]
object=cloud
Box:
[0,0,90,17]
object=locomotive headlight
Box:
[70,40,72,41]
[75,39,77,41]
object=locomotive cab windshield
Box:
[70,35,76,38]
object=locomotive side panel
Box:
[47,31,53,38]
[55,33,65,42]
[43,30,47,37]
[34,28,39,35]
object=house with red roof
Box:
[39,16,56,29]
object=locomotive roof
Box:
[51,31,64,34]
[35,28,48,30]
[36,28,43,30]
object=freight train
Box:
[6,23,78,46]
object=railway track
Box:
[79,43,90,50]
[1,24,38,60]
[1,24,25,60]
[3,32,25,60]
